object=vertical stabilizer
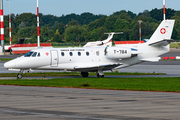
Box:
[147,20,175,46]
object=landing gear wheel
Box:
[96,73,104,78]
[99,75,104,78]
[81,72,89,78]
[17,73,23,79]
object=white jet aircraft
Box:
[83,32,123,47]
[4,20,175,79]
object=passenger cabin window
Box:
[86,52,89,56]
[69,52,73,56]
[78,52,81,56]
[96,51,99,56]
[61,52,65,56]
[24,51,34,57]
[32,52,37,57]
[37,53,40,57]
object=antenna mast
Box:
[0,0,4,52]
[37,0,40,47]
[9,0,11,45]
[163,0,166,20]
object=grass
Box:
[0,58,13,61]
[0,77,180,92]
[170,42,179,48]
[0,72,165,77]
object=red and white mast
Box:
[9,0,11,45]
[138,20,143,41]
[0,0,4,52]
[163,0,166,20]
[37,0,40,47]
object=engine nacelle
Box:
[105,47,132,59]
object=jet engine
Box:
[105,47,138,59]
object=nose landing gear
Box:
[17,73,23,79]
[17,70,24,79]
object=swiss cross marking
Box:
[46,52,49,56]
[160,28,166,34]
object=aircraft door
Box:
[50,50,58,67]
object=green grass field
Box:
[0,77,180,92]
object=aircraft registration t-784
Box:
[4,20,175,79]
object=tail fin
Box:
[147,20,175,46]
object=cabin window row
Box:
[61,51,91,57]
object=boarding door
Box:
[50,50,58,67]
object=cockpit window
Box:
[37,53,40,57]
[24,51,34,57]
[32,52,37,57]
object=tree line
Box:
[2,8,180,44]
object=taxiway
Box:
[0,85,180,120]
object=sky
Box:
[2,0,180,17]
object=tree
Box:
[55,22,65,35]
[132,22,153,40]
[88,17,106,31]
[19,21,26,29]
[14,13,36,27]
[65,25,87,42]
[68,20,79,26]
[53,29,62,42]
[150,8,175,21]
[17,26,36,39]
[103,16,118,31]
[114,18,130,30]
[139,10,150,17]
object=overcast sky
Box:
[3,0,180,16]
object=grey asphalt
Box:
[0,85,180,120]
[0,49,180,120]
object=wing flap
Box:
[74,63,121,72]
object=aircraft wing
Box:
[74,63,121,72]
[148,39,173,46]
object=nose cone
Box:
[4,60,15,69]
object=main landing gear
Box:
[81,70,104,78]
[81,72,89,78]
[17,70,24,79]
[96,70,104,78]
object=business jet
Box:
[4,20,175,79]
[83,32,123,47]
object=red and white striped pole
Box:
[9,0,11,45]
[0,0,4,52]
[138,20,143,41]
[37,0,40,47]
[163,0,166,20]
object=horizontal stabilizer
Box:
[140,57,161,62]
[149,39,173,46]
